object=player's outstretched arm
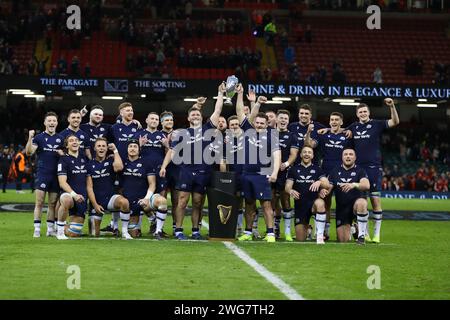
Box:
[249,96,267,125]
[25,130,37,156]
[236,83,246,124]
[385,98,400,128]
[193,96,207,110]
[210,82,225,127]
[304,124,317,148]
[108,143,123,172]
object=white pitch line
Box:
[201,219,304,300]
[223,241,304,300]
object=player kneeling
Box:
[121,139,168,240]
[326,148,370,245]
[56,135,88,240]
[285,146,330,244]
[86,138,126,236]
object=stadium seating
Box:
[276,17,450,84]
[11,41,36,74]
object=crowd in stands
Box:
[381,123,449,192]
[178,46,261,68]
[433,61,450,85]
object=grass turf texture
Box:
[1,189,449,212]
[0,212,449,299]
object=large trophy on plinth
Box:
[224,75,239,106]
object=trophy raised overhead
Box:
[224,75,239,106]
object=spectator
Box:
[85,62,91,77]
[70,55,80,76]
[216,16,226,34]
[432,147,440,163]
[156,49,166,66]
[434,173,449,192]
[185,1,193,18]
[373,67,383,84]
[288,62,300,81]
[294,23,304,42]
[280,31,289,49]
[264,20,277,46]
[34,56,49,76]
[305,24,312,43]
[317,65,327,84]
[332,65,347,83]
[126,53,134,71]
[27,59,36,75]
[11,59,20,74]
[284,45,296,64]
[50,64,58,76]
[57,55,67,75]
[227,18,235,34]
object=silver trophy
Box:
[224,75,239,106]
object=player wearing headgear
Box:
[26,111,64,237]
[120,139,168,239]
[80,105,113,155]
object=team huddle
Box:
[26,82,399,244]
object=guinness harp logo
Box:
[217,205,232,224]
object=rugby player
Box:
[220,115,245,235]
[326,148,370,245]
[121,139,168,240]
[285,146,329,243]
[160,110,179,235]
[305,112,351,240]
[235,84,281,243]
[86,138,126,236]
[273,109,299,241]
[26,112,63,237]
[135,112,168,235]
[60,109,91,160]
[346,98,399,243]
[56,135,88,240]
[80,105,112,155]
[160,84,224,240]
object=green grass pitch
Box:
[1,203,449,299]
